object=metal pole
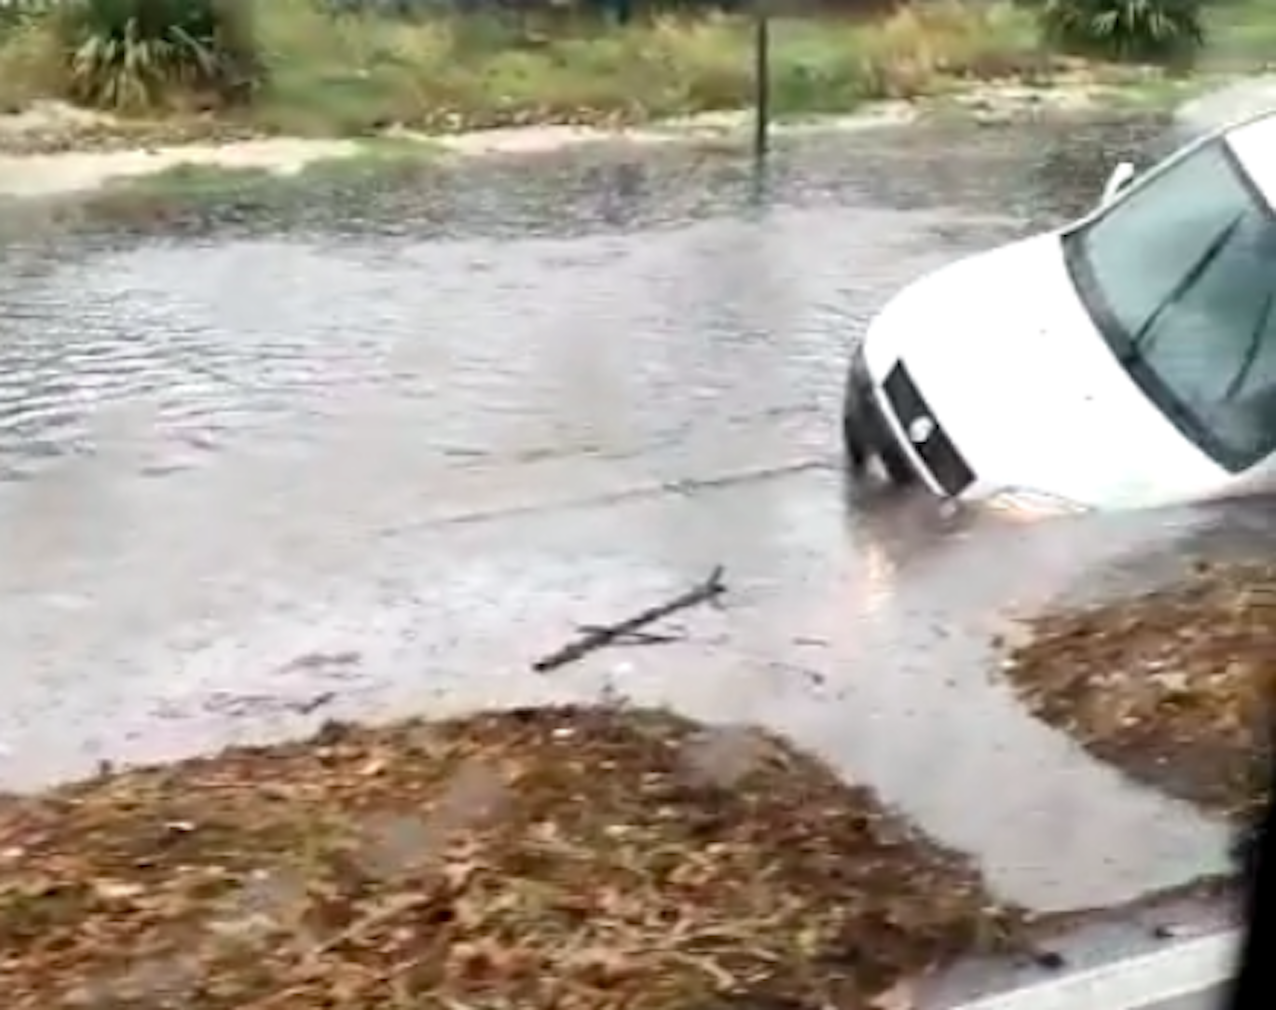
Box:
[752,4,770,161]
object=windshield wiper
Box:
[1226,287,1275,401]
[1124,212,1246,360]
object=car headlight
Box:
[981,487,1092,520]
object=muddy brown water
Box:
[0,116,1264,918]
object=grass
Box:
[1205,0,1276,70]
[105,161,279,195]
[95,136,442,196]
[0,705,1030,1009]
[1082,0,1276,115]
[0,0,1274,150]
[0,0,1052,141]
[37,135,446,229]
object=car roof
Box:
[1223,110,1276,209]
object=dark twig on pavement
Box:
[532,566,727,673]
[576,624,680,646]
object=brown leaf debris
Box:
[1002,563,1276,820]
[0,706,1028,1009]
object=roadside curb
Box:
[949,930,1237,1010]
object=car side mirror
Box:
[1101,161,1137,204]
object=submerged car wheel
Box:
[842,412,869,471]
[878,440,916,486]
[842,347,918,486]
[842,410,916,486]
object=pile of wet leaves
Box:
[0,706,1028,1010]
[1003,563,1276,821]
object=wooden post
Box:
[752,2,770,161]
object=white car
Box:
[843,106,1276,516]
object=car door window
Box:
[1083,143,1251,353]
[1065,138,1276,471]
[1140,204,1276,456]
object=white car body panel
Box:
[855,107,1276,511]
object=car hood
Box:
[862,233,1229,509]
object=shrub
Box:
[52,0,260,111]
[1038,0,1205,64]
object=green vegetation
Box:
[55,0,258,110]
[99,137,442,196]
[0,0,1272,144]
[0,0,1042,137]
[1207,0,1276,68]
[108,161,276,195]
[1039,0,1204,65]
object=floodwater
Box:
[0,117,1261,915]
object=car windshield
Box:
[1062,136,1276,472]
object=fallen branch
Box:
[576,624,680,646]
[532,566,727,673]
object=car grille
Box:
[881,362,975,497]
